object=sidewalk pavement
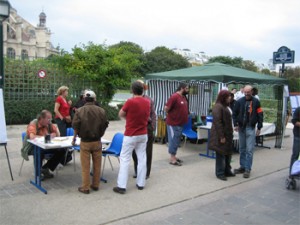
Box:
[0,121,299,225]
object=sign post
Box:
[273,46,295,148]
[273,46,295,77]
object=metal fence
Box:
[3,62,98,101]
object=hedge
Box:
[4,100,120,125]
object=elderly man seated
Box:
[21,110,66,180]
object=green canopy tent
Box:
[145,63,288,148]
[146,62,287,85]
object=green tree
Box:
[109,41,145,85]
[242,60,259,72]
[285,66,300,92]
[142,46,191,74]
[52,42,130,104]
[207,56,243,68]
[261,68,272,75]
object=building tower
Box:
[38,11,46,27]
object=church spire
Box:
[38,11,46,27]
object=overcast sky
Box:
[10,0,300,67]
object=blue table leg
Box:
[90,171,107,183]
[30,146,47,194]
[100,177,107,183]
[199,129,216,159]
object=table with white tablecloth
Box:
[197,123,276,159]
[28,136,110,194]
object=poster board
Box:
[0,89,8,144]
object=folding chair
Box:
[101,133,124,178]
[66,127,80,171]
[18,132,27,176]
[19,132,56,176]
[182,116,198,148]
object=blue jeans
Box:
[167,125,183,156]
[290,136,300,176]
[238,126,256,171]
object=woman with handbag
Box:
[54,86,72,137]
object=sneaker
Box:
[133,174,137,179]
[234,167,245,174]
[136,184,144,190]
[41,168,54,179]
[113,187,126,194]
[243,170,250,178]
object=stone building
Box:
[3,7,59,60]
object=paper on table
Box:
[52,137,69,142]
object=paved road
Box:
[106,169,300,225]
[0,122,299,225]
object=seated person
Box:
[24,110,66,179]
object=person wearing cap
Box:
[113,81,150,194]
[72,90,108,194]
[72,89,101,114]
[132,80,156,179]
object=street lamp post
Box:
[0,0,11,89]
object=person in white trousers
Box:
[113,81,150,194]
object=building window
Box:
[21,50,29,60]
[7,48,16,59]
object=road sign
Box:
[37,70,47,78]
[273,46,295,64]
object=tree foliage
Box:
[108,41,145,83]
[285,66,300,92]
[142,46,191,74]
[47,42,146,103]
[208,56,243,68]
[242,60,259,72]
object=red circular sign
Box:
[37,70,47,78]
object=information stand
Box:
[0,89,13,180]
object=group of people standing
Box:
[209,85,263,180]
[24,80,297,194]
[162,83,264,181]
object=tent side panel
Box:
[147,80,212,119]
[189,81,212,117]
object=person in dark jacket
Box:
[229,93,236,111]
[289,106,300,177]
[72,90,108,194]
[232,85,263,178]
[209,90,235,181]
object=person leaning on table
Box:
[72,90,108,194]
[23,110,65,180]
